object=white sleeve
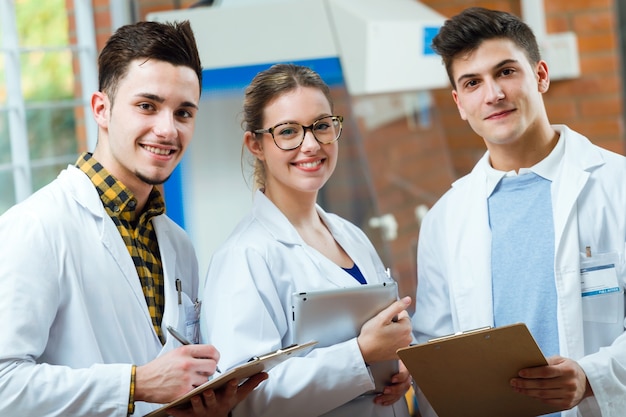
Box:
[578,316,626,415]
[0,210,131,417]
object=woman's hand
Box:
[374,360,412,406]
[357,296,413,364]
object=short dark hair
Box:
[98,20,202,102]
[432,7,541,88]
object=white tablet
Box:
[291,281,399,393]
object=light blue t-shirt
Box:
[489,172,561,417]
[489,172,560,357]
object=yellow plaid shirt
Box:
[76,152,166,343]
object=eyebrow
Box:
[455,58,520,86]
[136,93,198,110]
[271,114,333,126]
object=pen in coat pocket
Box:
[167,325,221,373]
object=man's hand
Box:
[135,344,221,404]
[510,355,593,410]
[374,360,412,407]
[167,373,268,417]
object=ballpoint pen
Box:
[167,325,222,372]
[167,325,192,345]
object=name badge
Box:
[580,263,620,297]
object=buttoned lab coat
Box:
[202,191,410,417]
[0,165,200,417]
[412,126,626,417]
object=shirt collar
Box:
[75,152,165,221]
[484,133,564,197]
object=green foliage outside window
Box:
[1,0,77,213]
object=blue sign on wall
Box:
[423,26,441,56]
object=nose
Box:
[153,112,176,139]
[299,128,320,152]
[485,79,505,104]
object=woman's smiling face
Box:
[252,86,338,199]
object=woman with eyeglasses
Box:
[201,64,413,417]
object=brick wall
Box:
[339,0,625,303]
[421,0,624,173]
[77,0,624,306]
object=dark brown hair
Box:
[432,7,541,88]
[98,20,202,102]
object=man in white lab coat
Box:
[412,7,626,417]
[0,21,264,417]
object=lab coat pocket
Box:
[178,293,200,344]
[582,288,624,354]
[580,250,625,354]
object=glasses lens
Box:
[313,116,342,143]
[273,122,304,150]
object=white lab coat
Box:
[201,190,410,417]
[0,165,200,417]
[412,125,626,417]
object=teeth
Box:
[144,145,172,156]
[297,160,322,168]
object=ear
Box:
[452,90,468,121]
[536,60,550,93]
[91,91,110,129]
[244,131,265,161]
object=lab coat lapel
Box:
[253,191,360,288]
[154,217,180,332]
[551,126,603,358]
[253,190,304,246]
[552,126,600,255]
[449,157,494,330]
[318,208,379,286]
[62,166,159,341]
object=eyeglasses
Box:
[254,115,343,150]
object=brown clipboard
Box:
[397,323,561,417]
[143,341,317,417]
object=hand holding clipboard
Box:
[144,341,317,417]
[397,323,561,417]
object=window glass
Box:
[0,170,16,214]
[0,109,8,165]
[26,106,77,160]
[0,109,15,213]
[0,51,5,106]
[0,0,77,212]
[16,0,69,48]
[0,108,17,213]
[32,163,69,191]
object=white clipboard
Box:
[143,341,317,417]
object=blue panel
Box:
[163,162,186,229]
[201,56,345,93]
[423,26,441,56]
[165,57,345,230]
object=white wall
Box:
[184,92,254,278]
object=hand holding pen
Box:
[167,325,222,373]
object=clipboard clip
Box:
[248,343,300,362]
[428,326,492,343]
